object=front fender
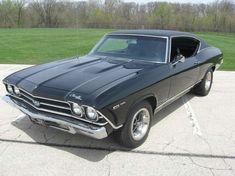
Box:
[99,92,158,129]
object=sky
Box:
[124,0,235,4]
[123,0,217,3]
[74,0,235,4]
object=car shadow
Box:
[152,93,194,126]
[11,93,195,162]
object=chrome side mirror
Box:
[178,55,185,63]
[172,55,185,66]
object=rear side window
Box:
[170,37,200,62]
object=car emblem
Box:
[33,100,40,107]
[69,94,82,100]
[112,101,126,110]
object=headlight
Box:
[7,85,13,94]
[71,103,83,117]
[14,86,20,95]
[86,107,98,121]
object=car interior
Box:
[170,37,200,62]
[125,38,167,62]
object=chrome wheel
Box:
[131,108,150,141]
[205,71,212,91]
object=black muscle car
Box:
[2,30,223,148]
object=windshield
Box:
[90,35,167,63]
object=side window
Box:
[170,37,200,62]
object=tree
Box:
[148,2,173,29]
[31,0,62,27]
[14,0,26,27]
[0,0,235,32]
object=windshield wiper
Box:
[101,56,133,62]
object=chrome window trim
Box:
[168,35,201,63]
[92,34,169,64]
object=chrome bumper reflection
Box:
[2,95,108,139]
[216,58,223,70]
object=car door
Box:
[168,37,200,98]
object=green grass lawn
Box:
[0,28,234,70]
[196,32,235,71]
[0,28,113,64]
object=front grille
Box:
[12,89,108,126]
[19,89,73,117]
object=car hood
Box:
[4,55,159,106]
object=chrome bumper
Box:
[2,95,108,139]
[216,58,223,70]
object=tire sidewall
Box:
[119,101,153,148]
[193,68,213,96]
[202,68,213,95]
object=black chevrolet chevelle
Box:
[2,30,223,148]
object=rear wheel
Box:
[115,101,152,148]
[193,68,213,96]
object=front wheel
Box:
[193,68,213,96]
[115,101,152,148]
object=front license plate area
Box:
[30,118,46,126]
[29,117,75,133]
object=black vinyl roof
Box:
[108,29,210,49]
[109,29,197,37]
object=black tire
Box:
[193,68,213,96]
[115,101,152,148]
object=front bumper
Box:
[216,58,223,70]
[2,95,108,139]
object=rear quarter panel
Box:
[197,47,223,81]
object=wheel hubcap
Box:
[131,108,150,141]
[205,71,212,91]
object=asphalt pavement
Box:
[0,64,235,176]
